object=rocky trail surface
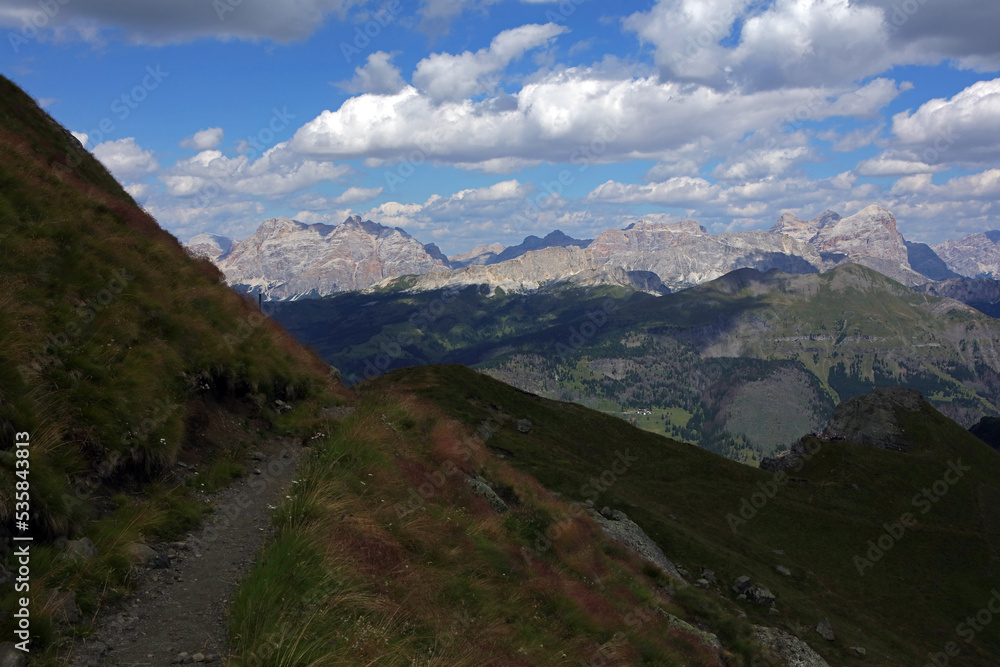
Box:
[68,436,308,667]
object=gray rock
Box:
[732,576,753,595]
[746,585,776,605]
[62,537,97,561]
[695,578,710,589]
[0,644,26,667]
[848,646,867,656]
[251,451,267,461]
[588,508,686,584]
[211,216,451,300]
[516,419,532,433]
[45,591,81,625]
[465,476,508,514]
[700,569,717,585]
[775,565,792,576]
[816,617,835,641]
[753,626,830,667]
[192,653,206,662]
[125,542,159,566]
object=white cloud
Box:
[855,154,946,176]
[413,23,567,102]
[162,143,351,198]
[290,66,855,171]
[588,177,721,206]
[92,137,159,182]
[334,186,383,204]
[890,78,1000,165]
[180,127,224,150]
[339,51,406,95]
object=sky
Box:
[2,0,1000,255]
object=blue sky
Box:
[2,0,1000,255]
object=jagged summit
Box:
[188,204,973,300]
[214,215,449,300]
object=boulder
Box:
[753,626,830,667]
[516,419,533,433]
[62,537,97,561]
[465,476,508,514]
[0,643,27,667]
[816,618,835,641]
[731,576,753,595]
[746,585,776,605]
[125,542,159,566]
[45,591,80,625]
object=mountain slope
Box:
[385,364,1000,666]
[0,73,350,656]
[272,263,1000,459]
[0,74,802,667]
[917,276,1000,317]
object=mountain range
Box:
[187,206,1000,301]
[8,71,1000,667]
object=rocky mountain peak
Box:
[211,215,449,300]
[185,233,235,262]
[934,232,1000,279]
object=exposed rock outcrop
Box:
[213,216,449,300]
[589,507,686,584]
[753,626,830,667]
[590,221,827,291]
[823,387,925,452]
[375,246,667,294]
[771,205,926,285]
[934,231,1000,278]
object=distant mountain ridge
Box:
[213,215,449,300]
[186,205,990,300]
[934,231,1000,278]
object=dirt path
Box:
[70,437,305,667]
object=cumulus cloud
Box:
[624,0,1000,91]
[162,143,351,198]
[290,66,863,171]
[855,153,947,176]
[413,23,567,102]
[180,127,224,150]
[890,78,1000,165]
[339,52,407,95]
[92,137,159,182]
[334,186,383,204]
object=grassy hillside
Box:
[382,364,1000,666]
[272,265,1000,461]
[0,74,781,667]
[0,74,349,655]
[228,384,775,666]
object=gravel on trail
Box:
[69,437,306,667]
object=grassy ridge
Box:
[384,364,1000,665]
[229,385,769,666]
[0,74,348,656]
